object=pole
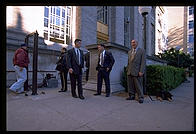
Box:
[32,31,39,95]
[24,37,29,92]
[142,13,147,95]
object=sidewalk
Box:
[6,77,194,131]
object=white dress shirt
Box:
[99,50,105,65]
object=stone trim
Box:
[85,42,129,52]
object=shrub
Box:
[121,65,186,95]
[121,66,128,92]
[146,65,186,95]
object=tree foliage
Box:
[155,48,194,69]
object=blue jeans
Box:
[10,65,27,93]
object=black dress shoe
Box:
[79,96,85,100]
[94,93,101,96]
[138,99,144,103]
[72,95,78,98]
[126,96,135,100]
[58,90,66,92]
[105,94,110,97]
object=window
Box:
[62,9,65,18]
[61,19,65,27]
[43,6,72,45]
[56,17,60,26]
[151,23,155,54]
[97,6,108,24]
[189,20,194,29]
[56,7,60,16]
[189,6,194,15]
[189,34,194,43]
[44,7,49,17]
[44,18,48,27]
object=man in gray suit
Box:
[126,40,145,103]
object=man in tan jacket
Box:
[126,40,145,103]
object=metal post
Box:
[32,31,39,95]
[142,13,147,95]
[24,37,29,91]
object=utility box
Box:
[47,78,58,88]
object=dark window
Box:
[44,18,48,27]
[44,32,48,40]
[66,35,70,44]
[189,34,194,43]
[189,7,194,15]
[189,20,194,29]
[62,9,65,18]
[44,7,49,17]
[97,6,108,24]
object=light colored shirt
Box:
[132,46,139,54]
[99,50,105,65]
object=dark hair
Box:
[61,47,67,52]
[98,44,105,48]
[74,39,82,44]
[21,43,28,47]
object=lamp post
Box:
[175,46,181,67]
[138,6,152,95]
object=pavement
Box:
[6,76,194,131]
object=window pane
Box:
[62,9,65,18]
[66,27,68,34]
[189,20,194,29]
[189,34,194,43]
[44,18,48,27]
[50,16,52,23]
[53,7,55,14]
[67,8,71,16]
[66,35,70,44]
[44,32,48,40]
[44,7,49,17]
[56,17,60,26]
[66,16,70,25]
[189,8,194,15]
[56,7,60,16]
[53,16,55,24]
[61,19,65,27]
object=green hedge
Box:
[121,65,186,95]
[146,65,186,95]
[121,66,128,92]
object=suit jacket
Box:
[56,52,68,71]
[67,48,84,75]
[96,51,115,72]
[84,52,90,68]
[127,47,145,76]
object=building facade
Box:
[167,6,188,53]
[187,6,194,57]
[155,6,168,55]
[6,6,157,92]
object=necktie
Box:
[77,49,80,64]
[101,52,104,66]
[131,49,136,61]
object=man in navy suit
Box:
[94,44,115,97]
[67,39,85,100]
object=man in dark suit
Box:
[94,44,115,97]
[67,39,85,100]
[126,40,145,103]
